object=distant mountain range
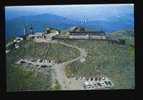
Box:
[5,13,134,39]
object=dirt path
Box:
[34,39,87,90]
[51,41,87,90]
[52,63,84,90]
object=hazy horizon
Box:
[5,4,134,39]
[5,4,134,21]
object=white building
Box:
[27,32,43,39]
[69,32,106,40]
[13,37,23,43]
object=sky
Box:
[5,4,134,21]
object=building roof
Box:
[69,26,85,32]
[70,32,105,36]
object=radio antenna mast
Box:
[24,25,26,36]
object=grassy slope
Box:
[7,64,52,91]
[16,39,79,63]
[63,39,134,89]
[6,39,79,91]
[6,30,134,90]
[110,30,134,46]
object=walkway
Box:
[34,38,87,90]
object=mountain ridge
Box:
[6,13,134,39]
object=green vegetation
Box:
[63,39,134,89]
[6,30,135,90]
[7,39,80,63]
[51,80,61,90]
[7,64,52,91]
[64,65,75,78]
[6,39,80,91]
[6,40,52,91]
[110,30,134,46]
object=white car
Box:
[14,37,23,43]
[83,76,114,89]
[6,50,10,53]
[15,44,20,48]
